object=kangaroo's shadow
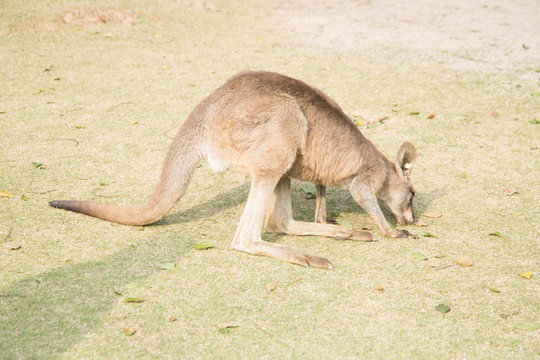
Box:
[152,180,448,233]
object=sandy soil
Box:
[265,0,540,74]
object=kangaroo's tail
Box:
[49,120,205,226]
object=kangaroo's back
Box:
[222,71,383,186]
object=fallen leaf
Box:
[412,252,428,261]
[414,222,427,227]
[489,231,502,237]
[265,283,276,292]
[300,186,315,195]
[491,111,498,117]
[434,254,447,259]
[292,277,302,283]
[518,271,532,279]
[455,257,473,267]
[409,111,420,116]
[488,286,500,293]
[124,297,144,303]
[420,231,436,238]
[513,323,539,331]
[339,220,353,229]
[423,213,442,219]
[504,189,518,196]
[169,317,176,322]
[32,88,45,95]
[32,162,45,169]
[427,114,435,119]
[0,190,13,198]
[260,290,268,299]
[366,119,385,129]
[217,323,239,334]
[88,29,100,34]
[160,262,175,271]
[193,241,214,250]
[123,328,136,336]
[361,226,372,231]
[104,33,113,38]
[529,118,539,124]
[374,283,384,292]
[435,303,451,314]
[21,194,29,201]
[6,243,21,250]
[217,322,239,329]
[99,182,109,186]
[0,110,6,114]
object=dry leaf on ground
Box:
[0,190,13,198]
[456,257,473,267]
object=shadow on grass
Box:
[157,182,447,229]
[0,234,191,359]
[156,182,250,225]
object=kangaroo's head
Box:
[378,142,417,225]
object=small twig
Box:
[252,321,273,337]
[433,264,455,271]
[163,126,178,139]
[66,107,84,113]
[107,101,133,111]
[0,293,25,298]
[2,224,13,243]
[48,138,79,146]
[92,188,128,198]
[26,189,58,195]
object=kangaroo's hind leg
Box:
[265,178,375,242]
[232,176,333,269]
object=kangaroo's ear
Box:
[396,142,417,176]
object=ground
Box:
[0,0,539,359]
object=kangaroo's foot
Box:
[233,240,333,269]
[281,220,376,242]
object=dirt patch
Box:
[266,0,540,73]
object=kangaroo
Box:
[50,71,417,269]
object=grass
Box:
[1,0,539,358]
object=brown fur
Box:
[50,71,418,268]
